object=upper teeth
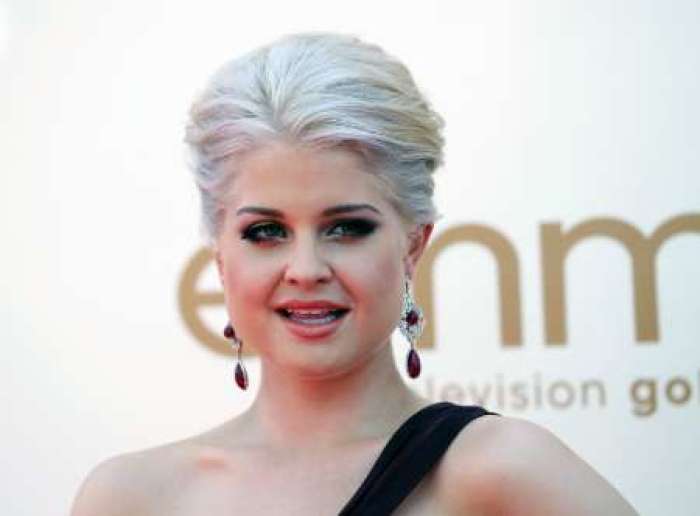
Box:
[286,309,334,316]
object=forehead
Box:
[225,141,393,214]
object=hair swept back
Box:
[185,32,444,243]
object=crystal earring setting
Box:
[398,278,425,378]
[224,323,249,390]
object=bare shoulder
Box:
[70,451,149,516]
[70,441,202,516]
[434,415,639,515]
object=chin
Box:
[267,343,365,381]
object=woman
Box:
[72,33,638,515]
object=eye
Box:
[241,221,287,243]
[325,218,378,239]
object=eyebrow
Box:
[235,203,382,217]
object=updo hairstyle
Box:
[185,32,444,243]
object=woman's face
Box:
[215,141,431,379]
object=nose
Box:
[283,237,332,287]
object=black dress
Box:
[338,402,499,515]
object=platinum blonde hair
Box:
[185,33,444,243]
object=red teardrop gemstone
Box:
[406,349,421,378]
[405,310,419,326]
[224,324,235,340]
[235,363,248,390]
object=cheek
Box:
[220,250,279,321]
[340,239,404,318]
[374,253,403,292]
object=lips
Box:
[274,300,351,340]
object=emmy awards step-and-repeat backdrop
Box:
[1,1,698,515]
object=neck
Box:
[243,343,427,449]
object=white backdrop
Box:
[1,1,699,515]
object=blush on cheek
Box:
[220,254,278,329]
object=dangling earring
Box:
[398,277,424,378]
[223,323,249,390]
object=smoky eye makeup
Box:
[240,220,287,242]
[239,217,379,244]
[324,218,379,238]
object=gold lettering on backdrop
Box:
[414,224,522,349]
[629,372,700,417]
[424,373,607,411]
[178,213,699,353]
[540,214,700,344]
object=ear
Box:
[404,223,434,280]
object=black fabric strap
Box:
[338,402,498,516]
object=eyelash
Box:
[240,218,378,244]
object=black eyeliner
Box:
[325,218,379,238]
[240,221,287,242]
